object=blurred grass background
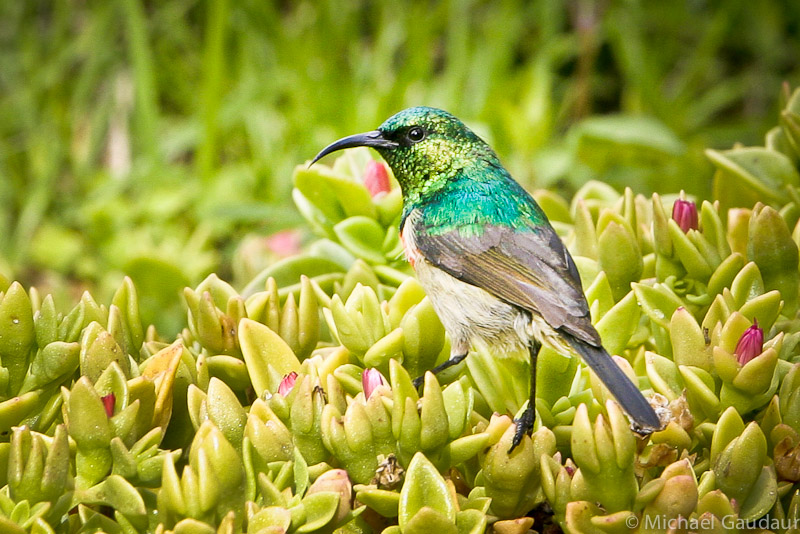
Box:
[1,0,799,333]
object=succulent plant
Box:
[0,85,799,532]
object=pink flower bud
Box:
[265,229,302,258]
[735,319,764,365]
[363,160,391,197]
[278,371,298,396]
[362,368,388,399]
[672,198,698,233]
[101,393,116,418]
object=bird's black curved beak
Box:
[309,130,398,167]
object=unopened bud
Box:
[735,319,764,365]
[101,393,116,418]
[672,198,698,233]
[363,160,391,197]
[362,368,388,399]
[265,229,302,258]
[278,371,298,396]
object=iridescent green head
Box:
[311,107,498,201]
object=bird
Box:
[311,106,662,450]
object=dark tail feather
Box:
[566,336,662,432]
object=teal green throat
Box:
[377,107,547,236]
[407,170,546,238]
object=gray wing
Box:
[413,222,602,347]
[412,219,663,431]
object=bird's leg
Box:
[510,340,541,453]
[412,352,469,389]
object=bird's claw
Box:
[509,408,535,453]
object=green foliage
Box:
[0,85,799,531]
[2,1,800,337]
[3,2,800,530]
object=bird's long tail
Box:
[566,336,662,432]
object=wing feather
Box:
[413,221,601,346]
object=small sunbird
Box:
[312,107,662,450]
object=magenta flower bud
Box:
[361,368,388,399]
[278,371,298,396]
[672,198,698,233]
[101,393,116,418]
[735,319,764,365]
[363,160,391,197]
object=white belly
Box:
[401,212,571,358]
[413,258,531,356]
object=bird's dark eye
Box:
[406,126,425,143]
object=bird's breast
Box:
[400,214,526,354]
[399,209,573,358]
[413,257,532,356]
[399,223,422,269]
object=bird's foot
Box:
[510,406,536,453]
[412,353,469,390]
